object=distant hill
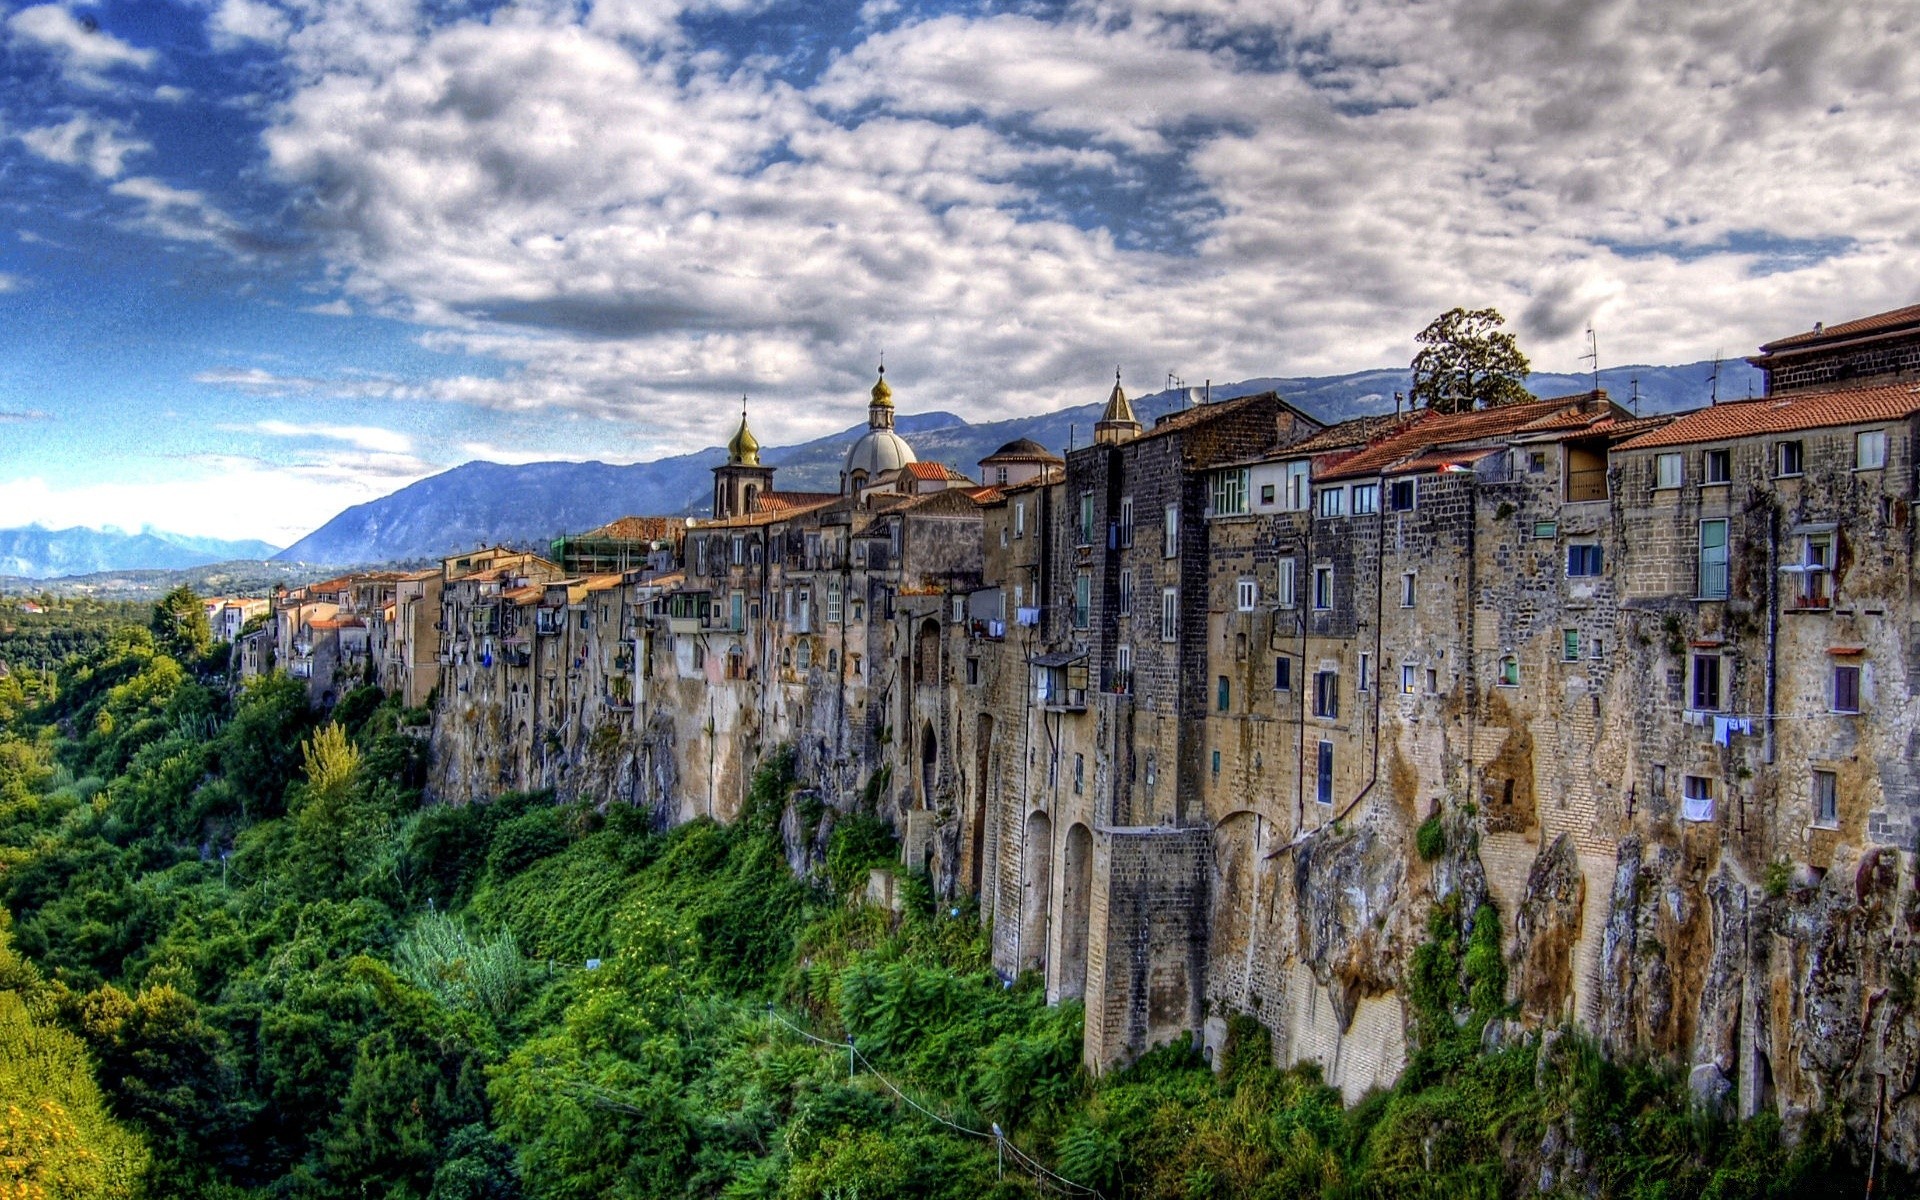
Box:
[275,358,1760,567]
[0,526,282,580]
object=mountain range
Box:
[0,526,281,581]
[274,358,1761,567]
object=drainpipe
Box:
[1333,482,1389,824]
[1764,504,1780,765]
[1295,509,1311,832]
[1464,473,1479,811]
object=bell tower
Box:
[712,400,775,519]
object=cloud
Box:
[208,0,290,50]
[0,409,53,423]
[109,175,246,245]
[249,419,415,455]
[7,4,156,89]
[0,273,22,292]
[16,113,151,179]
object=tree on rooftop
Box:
[1409,307,1532,414]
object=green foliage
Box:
[1415,815,1446,861]
[150,585,211,664]
[1409,306,1533,414]
[824,812,897,897]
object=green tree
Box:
[149,587,210,664]
[1409,307,1532,414]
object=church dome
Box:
[727,409,761,466]
[845,427,917,480]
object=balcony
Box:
[1031,651,1089,712]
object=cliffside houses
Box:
[240,305,1920,1149]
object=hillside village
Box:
[237,302,1920,1163]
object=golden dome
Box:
[727,406,761,466]
[870,365,893,407]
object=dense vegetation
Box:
[0,596,148,670]
[0,611,1888,1198]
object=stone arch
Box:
[742,482,758,513]
[1209,810,1262,1005]
[1020,810,1053,975]
[1059,822,1095,1001]
[920,720,938,808]
[971,713,994,896]
[914,617,941,685]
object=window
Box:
[1259,483,1276,505]
[1079,494,1095,544]
[1313,669,1339,719]
[1704,449,1731,484]
[1274,656,1292,691]
[1534,521,1559,540]
[1857,429,1887,470]
[1591,637,1604,659]
[1796,532,1833,607]
[1074,754,1084,794]
[1562,629,1581,661]
[1316,487,1346,517]
[1812,769,1838,828]
[1312,565,1334,610]
[1212,468,1249,516]
[1776,440,1804,477]
[1401,573,1416,608]
[1164,504,1179,556]
[1389,479,1416,511]
[1358,652,1372,692]
[1691,653,1722,711]
[731,536,745,565]
[1316,741,1334,805]
[1116,643,1132,688]
[1118,568,1134,615]
[1653,453,1682,489]
[1401,664,1416,693]
[1425,667,1438,693]
[851,599,864,623]
[1073,572,1091,629]
[1119,497,1134,547]
[1698,519,1729,598]
[731,591,745,630]
[695,539,708,575]
[1567,544,1604,576]
[826,579,843,623]
[1682,775,1714,822]
[1211,749,1221,777]
[967,656,980,685]
[1217,675,1231,712]
[1015,500,1026,537]
[1284,461,1310,510]
[1160,587,1178,642]
[1833,663,1861,714]
[1277,559,1297,608]
[1352,483,1379,515]
[1528,451,1548,474]
[995,466,1008,485]
[1499,655,1520,687]
[1236,578,1257,612]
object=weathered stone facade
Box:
[246,311,1920,1166]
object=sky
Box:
[0,0,1915,547]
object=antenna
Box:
[1708,352,1722,405]
[1629,377,1640,418]
[1580,326,1599,397]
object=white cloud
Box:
[7,4,156,89]
[0,272,22,292]
[250,419,416,455]
[16,113,150,179]
[110,175,245,245]
[208,0,291,49]
[0,466,398,546]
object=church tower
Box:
[841,366,918,493]
[1094,369,1142,445]
[713,402,775,519]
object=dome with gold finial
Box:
[727,405,761,466]
[870,365,893,407]
[844,365,916,491]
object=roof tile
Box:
[1614,382,1920,450]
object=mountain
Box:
[275,358,1761,566]
[0,526,282,580]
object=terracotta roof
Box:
[1281,412,1423,457]
[897,488,990,516]
[578,515,687,542]
[1760,304,1920,352]
[1391,447,1501,475]
[756,490,839,513]
[980,437,1062,464]
[1315,396,1620,482]
[1614,382,1920,450]
[967,486,1005,504]
[901,461,974,483]
[504,585,544,604]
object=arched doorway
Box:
[915,617,941,685]
[971,714,994,895]
[1020,811,1052,975]
[920,720,938,808]
[1060,822,1094,1000]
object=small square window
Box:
[1401,664,1416,694]
[1833,663,1861,714]
[1528,451,1548,473]
[1682,775,1714,822]
[1857,429,1887,470]
[1401,573,1416,608]
[1562,630,1580,661]
[1352,483,1379,515]
[1425,667,1438,693]
[1317,488,1346,518]
[1313,669,1339,719]
[1691,653,1723,711]
[1705,449,1731,484]
[1312,566,1334,611]
[1533,521,1559,539]
[1259,483,1276,504]
[1236,578,1257,612]
[1776,440,1804,477]
[1812,769,1838,828]
[1499,655,1520,687]
[1274,656,1292,691]
[1655,453,1683,489]
[1389,479,1416,511]
[1567,544,1604,576]
[1217,675,1231,712]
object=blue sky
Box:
[1,0,1915,546]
